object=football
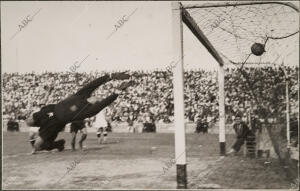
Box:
[251,43,265,56]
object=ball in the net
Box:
[251,43,265,56]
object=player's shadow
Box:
[64,140,121,152]
[83,146,109,152]
[62,146,106,152]
[98,140,121,145]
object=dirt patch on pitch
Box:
[3,155,222,189]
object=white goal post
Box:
[171,1,226,188]
[171,2,187,189]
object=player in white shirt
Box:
[94,109,108,144]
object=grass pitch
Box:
[2,131,294,189]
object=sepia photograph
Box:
[1,1,299,190]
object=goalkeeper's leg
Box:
[32,136,65,153]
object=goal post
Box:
[218,66,226,155]
[171,1,227,188]
[171,2,187,189]
[181,2,227,156]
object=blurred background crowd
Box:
[3,65,299,127]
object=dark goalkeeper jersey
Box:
[32,104,56,127]
[54,75,111,123]
[54,95,90,122]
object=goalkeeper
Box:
[27,72,133,153]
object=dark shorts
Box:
[70,121,85,133]
[70,125,85,133]
[39,117,66,142]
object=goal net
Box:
[180,1,299,181]
[182,1,299,65]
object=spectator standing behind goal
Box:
[127,112,135,133]
[227,113,250,155]
[195,115,208,134]
[94,109,108,144]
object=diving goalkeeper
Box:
[27,72,133,153]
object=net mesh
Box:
[181,1,299,182]
[183,2,299,66]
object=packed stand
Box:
[3,66,299,128]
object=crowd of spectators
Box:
[3,66,299,126]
